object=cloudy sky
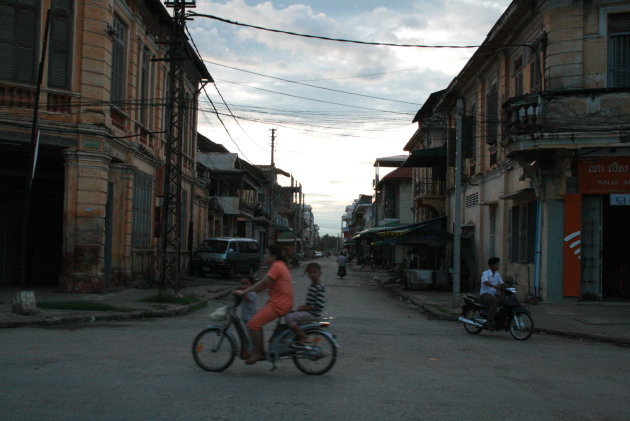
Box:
[183,0,512,236]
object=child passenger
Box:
[240,277,258,356]
[285,262,326,347]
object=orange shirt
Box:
[266,260,294,314]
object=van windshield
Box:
[200,240,229,253]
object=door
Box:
[581,195,602,299]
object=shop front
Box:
[563,156,630,300]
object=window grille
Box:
[465,192,479,208]
[608,13,630,88]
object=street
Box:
[1,258,629,421]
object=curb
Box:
[379,282,630,347]
[0,287,235,329]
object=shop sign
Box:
[610,194,630,206]
[578,157,630,194]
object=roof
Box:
[197,133,230,153]
[412,90,446,124]
[401,145,447,168]
[197,153,238,170]
[374,155,408,168]
[382,167,412,180]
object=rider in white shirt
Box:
[480,257,504,327]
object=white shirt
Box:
[337,255,347,266]
[480,269,504,295]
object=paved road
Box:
[1,258,629,420]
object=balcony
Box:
[503,89,630,152]
[414,178,445,198]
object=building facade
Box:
[0,0,210,291]
[434,0,630,300]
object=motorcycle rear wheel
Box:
[509,312,534,340]
[292,331,337,375]
[462,307,483,335]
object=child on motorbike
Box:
[285,262,326,347]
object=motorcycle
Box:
[459,286,534,340]
[337,265,347,279]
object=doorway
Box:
[602,198,630,299]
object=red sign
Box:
[563,194,581,297]
[579,157,630,194]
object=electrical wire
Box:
[204,59,420,105]
[188,12,483,49]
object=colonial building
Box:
[434,0,630,300]
[0,0,210,291]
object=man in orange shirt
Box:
[234,245,294,365]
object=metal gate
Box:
[581,195,602,299]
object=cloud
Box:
[187,0,512,235]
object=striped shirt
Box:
[305,283,326,317]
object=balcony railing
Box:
[503,93,541,136]
[414,178,445,197]
[503,89,630,140]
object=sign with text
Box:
[578,157,630,194]
[610,194,630,206]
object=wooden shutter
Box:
[0,3,15,81]
[447,128,456,167]
[485,92,498,145]
[110,15,126,103]
[508,205,519,262]
[462,115,475,159]
[608,13,630,88]
[526,201,538,262]
[48,1,72,89]
[15,3,38,84]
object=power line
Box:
[204,59,420,105]
[188,12,482,49]
[221,81,414,115]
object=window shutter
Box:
[526,201,538,263]
[462,115,474,159]
[48,5,71,89]
[447,128,456,167]
[15,6,37,83]
[0,4,15,80]
[509,205,519,262]
[485,92,498,145]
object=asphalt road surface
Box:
[1,258,629,420]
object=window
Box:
[0,0,39,84]
[48,0,72,89]
[509,202,537,263]
[110,15,126,103]
[485,82,498,145]
[512,55,524,96]
[608,13,630,88]
[138,47,152,126]
[132,171,153,248]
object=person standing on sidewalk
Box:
[233,245,294,365]
[480,257,504,328]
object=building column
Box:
[60,150,111,292]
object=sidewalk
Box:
[0,277,237,329]
[377,279,630,346]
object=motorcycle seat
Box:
[463,294,486,306]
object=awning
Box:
[376,218,453,244]
[352,222,407,239]
[401,145,447,168]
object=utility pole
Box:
[453,98,464,306]
[268,129,276,244]
[20,8,52,289]
[159,0,195,291]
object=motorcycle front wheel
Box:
[509,312,534,340]
[292,331,337,375]
[462,307,483,335]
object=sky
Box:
[181,0,512,236]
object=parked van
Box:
[191,238,260,278]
